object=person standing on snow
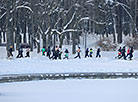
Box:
[129,47,134,60]
[96,48,101,58]
[41,47,46,56]
[54,46,59,60]
[16,46,23,58]
[8,46,13,58]
[126,47,130,58]
[115,47,122,59]
[51,47,55,59]
[85,48,89,58]
[47,46,51,59]
[121,46,126,60]
[118,47,122,53]
[89,48,93,57]
[25,47,30,57]
[74,47,81,59]
[63,49,69,59]
[58,48,63,60]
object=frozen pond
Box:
[0,79,138,102]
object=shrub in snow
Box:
[97,38,117,51]
[124,35,138,49]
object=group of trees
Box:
[0,0,138,55]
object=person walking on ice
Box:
[74,47,81,59]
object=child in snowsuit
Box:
[63,49,69,59]
[85,48,89,58]
[74,47,81,59]
[96,48,101,58]
[89,48,93,57]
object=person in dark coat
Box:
[63,49,69,59]
[96,48,101,58]
[89,48,93,57]
[47,46,51,59]
[8,46,13,58]
[121,46,126,60]
[85,48,89,58]
[129,47,134,60]
[115,47,122,59]
[53,46,59,60]
[51,47,55,59]
[74,47,81,59]
[118,47,122,53]
[16,47,23,58]
[126,47,130,58]
[25,48,30,57]
[58,51,63,60]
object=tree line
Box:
[0,0,138,55]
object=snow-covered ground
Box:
[0,47,138,75]
[0,79,138,102]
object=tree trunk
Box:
[117,4,123,44]
[6,0,14,56]
[113,17,117,43]
[59,35,64,48]
[42,35,46,48]
[72,32,76,54]
[0,31,2,44]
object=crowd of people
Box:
[41,46,69,60]
[115,46,134,60]
[41,46,101,60]
[7,45,134,60]
[8,46,30,59]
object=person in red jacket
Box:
[126,47,130,58]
